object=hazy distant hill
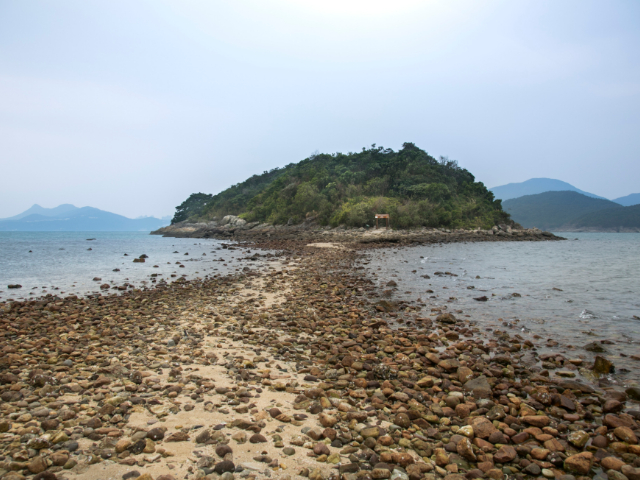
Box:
[612,193,640,207]
[490,178,607,202]
[567,204,640,232]
[502,191,622,230]
[0,205,170,231]
[0,203,78,221]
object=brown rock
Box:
[456,437,476,461]
[564,452,593,475]
[436,313,457,324]
[621,465,640,480]
[464,375,492,399]
[435,448,450,466]
[50,452,69,466]
[269,408,282,418]
[115,438,132,453]
[322,428,337,441]
[40,419,59,431]
[147,427,165,441]
[165,431,189,442]
[493,445,517,463]
[216,445,233,457]
[313,442,330,456]
[361,426,382,438]
[473,437,494,452]
[250,434,267,443]
[28,456,48,474]
[392,452,415,467]
[530,448,549,460]
[592,435,609,448]
[521,415,550,427]
[511,432,529,444]
[614,426,638,444]
[457,366,474,384]
[195,429,211,444]
[605,400,624,413]
[455,403,471,419]
[318,413,338,428]
[593,356,614,374]
[485,469,504,480]
[601,456,626,471]
[394,413,411,428]
[470,417,497,439]
[605,414,635,429]
[372,468,391,479]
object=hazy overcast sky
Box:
[1,0,639,218]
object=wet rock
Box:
[585,342,606,353]
[626,387,640,401]
[593,356,615,374]
[437,313,456,324]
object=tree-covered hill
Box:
[569,204,640,230]
[172,143,511,229]
[502,191,622,230]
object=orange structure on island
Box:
[375,214,390,229]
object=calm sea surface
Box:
[364,233,640,385]
[0,231,259,300]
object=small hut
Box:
[374,214,390,229]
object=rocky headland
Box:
[1,238,637,480]
[151,217,563,244]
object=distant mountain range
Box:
[503,191,640,232]
[612,193,640,207]
[0,204,170,231]
[490,178,609,202]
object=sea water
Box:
[0,231,264,300]
[364,232,640,384]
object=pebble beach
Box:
[0,238,639,480]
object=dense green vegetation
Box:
[172,143,511,228]
[571,204,640,230]
[503,191,622,230]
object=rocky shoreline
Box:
[1,238,638,480]
[151,218,564,244]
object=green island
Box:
[172,143,511,229]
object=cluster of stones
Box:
[0,238,637,480]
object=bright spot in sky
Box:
[289,0,427,17]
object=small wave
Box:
[579,309,597,319]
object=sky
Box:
[1,0,639,218]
